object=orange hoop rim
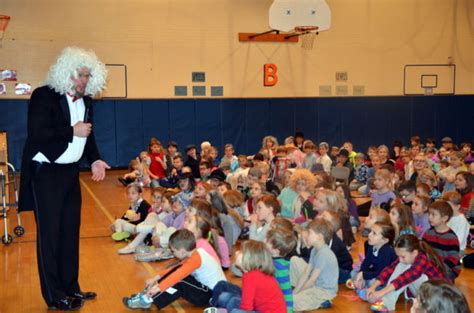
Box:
[294,26,319,33]
[0,15,11,32]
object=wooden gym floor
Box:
[0,170,472,313]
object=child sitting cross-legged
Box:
[411,194,431,238]
[265,228,298,313]
[363,234,447,312]
[112,183,151,241]
[289,219,339,311]
[118,188,170,254]
[347,222,397,293]
[209,240,287,313]
[316,210,354,284]
[443,191,470,256]
[123,229,227,310]
[422,200,461,281]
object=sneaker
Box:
[357,288,368,301]
[118,245,136,255]
[112,231,131,241]
[122,292,152,310]
[320,300,332,309]
[203,308,228,313]
[135,245,151,254]
[135,249,174,262]
[345,279,356,290]
[370,300,389,312]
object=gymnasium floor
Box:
[0,170,472,313]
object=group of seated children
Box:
[112,134,473,313]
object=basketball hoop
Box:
[294,26,318,50]
[0,15,11,45]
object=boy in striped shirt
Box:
[422,200,461,281]
[266,228,297,313]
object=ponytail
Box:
[195,215,223,264]
[395,234,448,279]
[418,240,448,279]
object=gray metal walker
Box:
[0,162,25,244]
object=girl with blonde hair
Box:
[278,169,316,221]
[314,189,355,247]
[371,168,396,209]
[261,136,278,160]
[209,240,286,313]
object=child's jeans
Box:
[211,281,242,312]
[350,269,375,289]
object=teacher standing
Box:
[19,47,110,311]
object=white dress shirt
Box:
[32,94,87,164]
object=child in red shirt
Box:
[208,240,286,313]
[148,139,167,181]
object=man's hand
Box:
[73,122,92,137]
[91,160,110,181]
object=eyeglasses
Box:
[414,159,426,163]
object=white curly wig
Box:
[45,47,107,96]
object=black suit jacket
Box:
[18,86,101,212]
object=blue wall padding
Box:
[221,99,246,155]
[169,99,196,151]
[245,98,271,153]
[142,100,170,148]
[0,99,28,169]
[93,100,117,166]
[195,99,222,151]
[1,95,473,169]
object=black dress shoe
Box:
[69,291,97,301]
[48,297,84,311]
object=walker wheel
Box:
[2,234,13,245]
[14,226,25,237]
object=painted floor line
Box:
[80,178,185,313]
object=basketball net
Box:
[301,32,317,50]
[294,26,318,50]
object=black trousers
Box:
[152,275,212,309]
[30,161,82,305]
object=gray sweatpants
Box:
[381,262,428,310]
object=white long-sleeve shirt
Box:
[33,94,87,164]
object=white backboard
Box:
[269,0,331,32]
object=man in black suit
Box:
[19,47,110,311]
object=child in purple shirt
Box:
[411,195,431,238]
[371,169,396,210]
